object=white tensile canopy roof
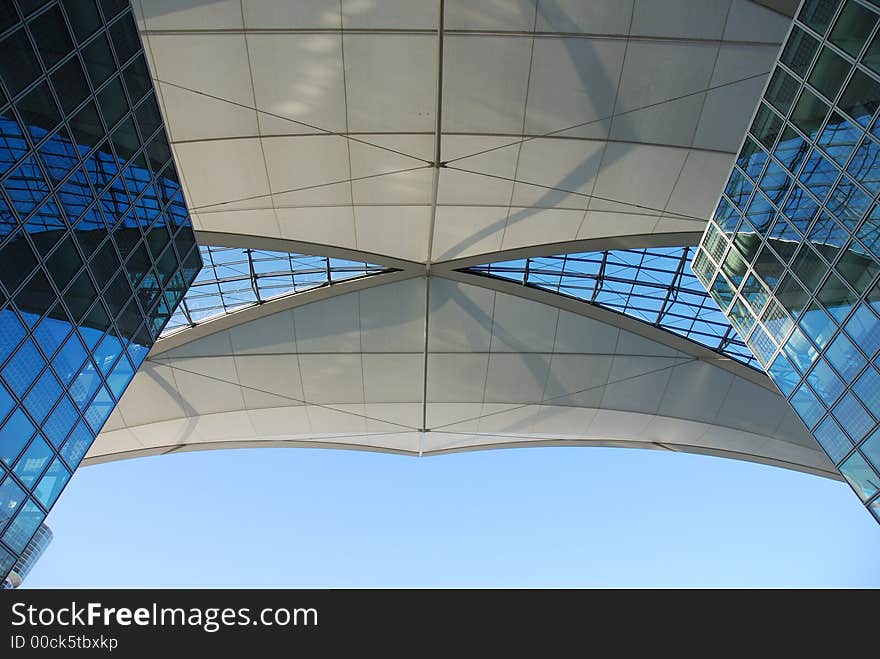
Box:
[90,0,838,479]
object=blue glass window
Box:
[0,408,36,467]
[33,313,72,359]
[0,382,12,421]
[0,477,26,532]
[817,112,861,166]
[847,135,880,195]
[801,149,842,205]
[825,330,866,380]
[844,304,880,356]
[813,415,852,463]
[862,429,880,473]
[1,338,45,396]
[3,156,50,218]
[840,69,880,127]
[737,137,767,181]
[790,382,825,428]
[784,327,819,374]
[59,420,94,470]
[43,394,78,449]
[53,332,87,386]
[775,126,810,174]
[782,185,820,232]
[2,500,45,554]
[839,451,880,501]
[13,435,52,487]
[33,458,70,509]
[84,385,113,433]
[725,168,754,211]
[106,354,133,399]
[853,366,880,418]
[22,368,62,423]
[0,309,27,365]
[806,359,845,406]
[832,392,875,442]
[799,303,836,349]
[769,353,800,396]
[69,360,102,410]
[745,191,775,234]
[826,175,872,229]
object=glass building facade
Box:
[0,522,52,588]
[0,0,200,580]
[693,0,880,522]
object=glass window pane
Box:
[13,434,52,487]
[62,0,102,43]
[0,28,42,97]
[799,0,842,35]
[750,103,783,149]
[82,32,116,88]
[791,88,830,140]
[28,5,73,69]
[33,457,70,509]
[0,477,26,532]
[846,135,880,195]
[96,76,128,131]
[837,243,880,294]
[844,304,880,356]
[814,415,853,462]
[59,420,93,469]
[790,244,827,292]
[799,303,836,349]
[830,0,877,57]
[817,112,860,166]
[806,358,845,406]
[798,149,839,201]
[776,273,811,315]
[832,391,875,442]
[808,47,850,102]
[2,500,45,554]
[839,451,880,501]
[0,408,36,466]
[769,353,800,396]
[109,13,139,65]
[825,330,866,379]
[781,25,820,78]
[853,366,880,417]
[784,326,819,373]
[839,69,880,126]
[790,381,825,428]
[767,67,800,114]
[774,126,810,174]
[862,428,880,472]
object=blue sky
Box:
[24,445,880,588]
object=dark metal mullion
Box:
[655,247,691,329]
[246,248,260,303]
[591,251,608,302]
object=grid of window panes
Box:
[692,0,880,523]
[4,522,51,587]
[0,0,201,578]
[162,246,387,336]
[467,246,758,368]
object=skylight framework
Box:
[161,246,387,336]
[467,246,758,368]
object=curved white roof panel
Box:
[91,272,835,478]
[89,1,837,478]
[133,0,792,264]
